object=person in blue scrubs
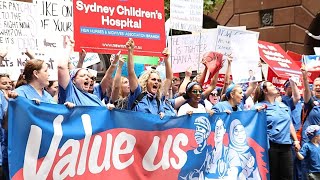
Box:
[296,125,320,179]
[126,38,165,118]
[282,78,304,180]
[58,38,104,106]
[253,81,300,180]
[301,67,320,145]
[212,84,244,113]
[14,59,56,104]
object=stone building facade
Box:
[209,0,320,55]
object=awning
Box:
[258,40,302,78]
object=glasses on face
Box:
[192,90,203,94]
[151,78,161,83]
[211,93,218,96]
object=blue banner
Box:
[8,97,269,179]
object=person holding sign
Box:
[58,38,104,106]
[253,81,300,180]
[126,38,165,118]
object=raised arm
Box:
[100,51,120,95]
[221,56,232,96]
[76,49,86,68]
[126,38,138,92]
[110,55,124,103]
[301,64,311,103]
[179,67,192,94]
[203,72,219,99]
[290,78,300,105]
[161,48,173,96]
[245,82,258,100]
[58,37,74,89]
[25,49,36,59]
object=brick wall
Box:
[209,0,320,54]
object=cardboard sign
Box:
[170,0,203,32]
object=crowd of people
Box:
[0,37,319,180]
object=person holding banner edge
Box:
[253,81,300,180]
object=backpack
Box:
[130,92,160,112]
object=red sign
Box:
[73,0,166,56]
[258,41,302,78]
[286,50,302,62]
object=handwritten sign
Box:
[230,34,262,83]
[170,0,203,32]
[168,29,217,73]
[69,52,101,68]
[0,0,40,51]
[215,26,258,73]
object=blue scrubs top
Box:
[58,80,104,106]
[299,142,320,173]
[302,97,320,144]
[212,101,242,113]
[254,101,292,144]
[15,84,56,104]
[162,96,177,117]
[282,95,302,131]
[128,85,164,115]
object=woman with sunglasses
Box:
[177,72,218,116]
[253,81,300,180]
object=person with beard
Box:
[179,116,212,180]
[58,38,104,106]
[229,119,261,180]
[253,81,300,180]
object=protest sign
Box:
[0,0,39,51]
[73,0,166,57]
[314,47,320,55]
[170,0,203,32]
[303,55,320,72]
[9,97,269,180]
[168,29,217,73]
[258,40,301,79]
[214,26,258,74]
[231,34,262,83]
[69,52,101,68]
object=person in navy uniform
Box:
[179,116,212,180]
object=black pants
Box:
[269,142,293,180]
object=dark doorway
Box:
[305,13,320,55]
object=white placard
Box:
[314,47,320,55]
[0,0,40,51]
[230,34,262,83]
[168,29,217,73]
[170,0,203,32]
[69,52,101,68]
[215,26,259,73]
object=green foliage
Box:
[164,0,224,20]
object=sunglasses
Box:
[192,90,203,94]
[210,93,218,96]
